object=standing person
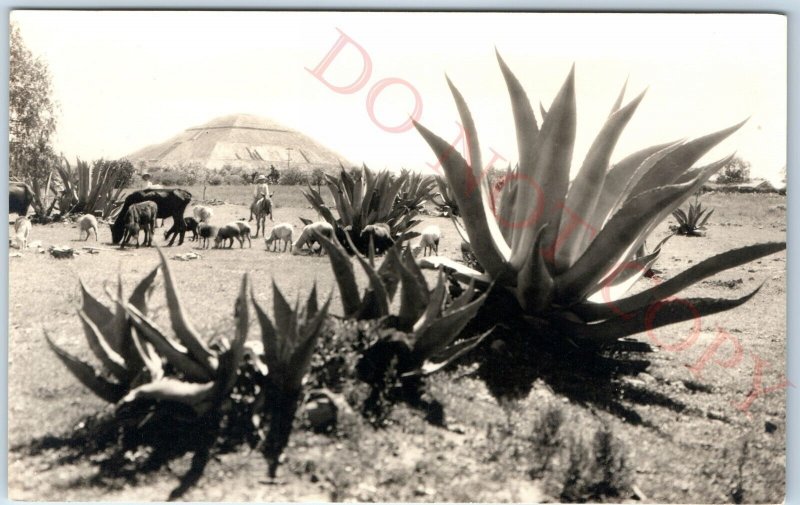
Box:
[250,174,270,221]
[142,173,163,189]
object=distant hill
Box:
[126,113,348,172]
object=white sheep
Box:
[292,221,334,255]
[265,223,295,252]
[419,225,441,256]
[13,216,31,249]
[78,214,98,241]
[192,205,214,223]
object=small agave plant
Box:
[671,194,714,237]
[314,231,490,422]
[46,248,249,418]
[414,52,786,345]
[250,282,331,478]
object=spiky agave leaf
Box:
[45,331,127,403]
[156,248,218,375]
[573,242,785,322]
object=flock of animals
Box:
[9,185,444,257]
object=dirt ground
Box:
[6,188,787,502]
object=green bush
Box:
[280,166,309,185]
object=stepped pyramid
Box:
[126,113,347,171]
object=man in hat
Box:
[250,174,271,221]
[142,172,162,190]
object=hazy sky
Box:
[11,11,787,182]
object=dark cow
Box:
[111,189,192,246]
[121,201,158,249]
[9,182,35,217]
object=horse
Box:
[250,195,273,238]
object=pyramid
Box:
[126,113,348,171]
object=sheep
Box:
[192,205,213,223]
[360,223,394,254]
[78,214,98,241]
[234,221,252,248]
[265,223,294,252]
[214,222,248,249]
[419,225,441,256]
[292,221,334,255]
[13,216,31,249]
[198,223,218,249]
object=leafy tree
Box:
[716,156,751,184]
[9,22,59,213]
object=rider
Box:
[249,174,270,221]
[268,164,279,183]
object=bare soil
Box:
[6,188,787,502]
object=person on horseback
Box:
[250,174,271,222]
[267,164,280,184]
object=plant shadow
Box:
[462,287,692,429]
[12,403,249,501]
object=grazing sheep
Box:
[121,201,158,249]
[198,223,218,249]
[13,216,31,249]
[292,221,334,255]
[214,222,248,249]
[193,205,214,223]
[265,223,294,252]
[78,214,98,241]
[419,225,441,256]
[360,223,394,254]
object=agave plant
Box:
[671,194,714,237]
[313,231,489,423]
[303,164,432,254]
[250,282,331,478]
[55,157,128,218]
[413,53,785,345]
[46,249,249,417]
[121,258,249,418]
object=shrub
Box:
[208,174,223,186]
[280,166,309,185]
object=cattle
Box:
[120,201,157,249]
[111,189,191,246]
[292,221,334,255]
[9,182,35,217]
[360,223,395,254]
[250,196,273,238]
[78,214,99,241]
[13,216,32,249]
